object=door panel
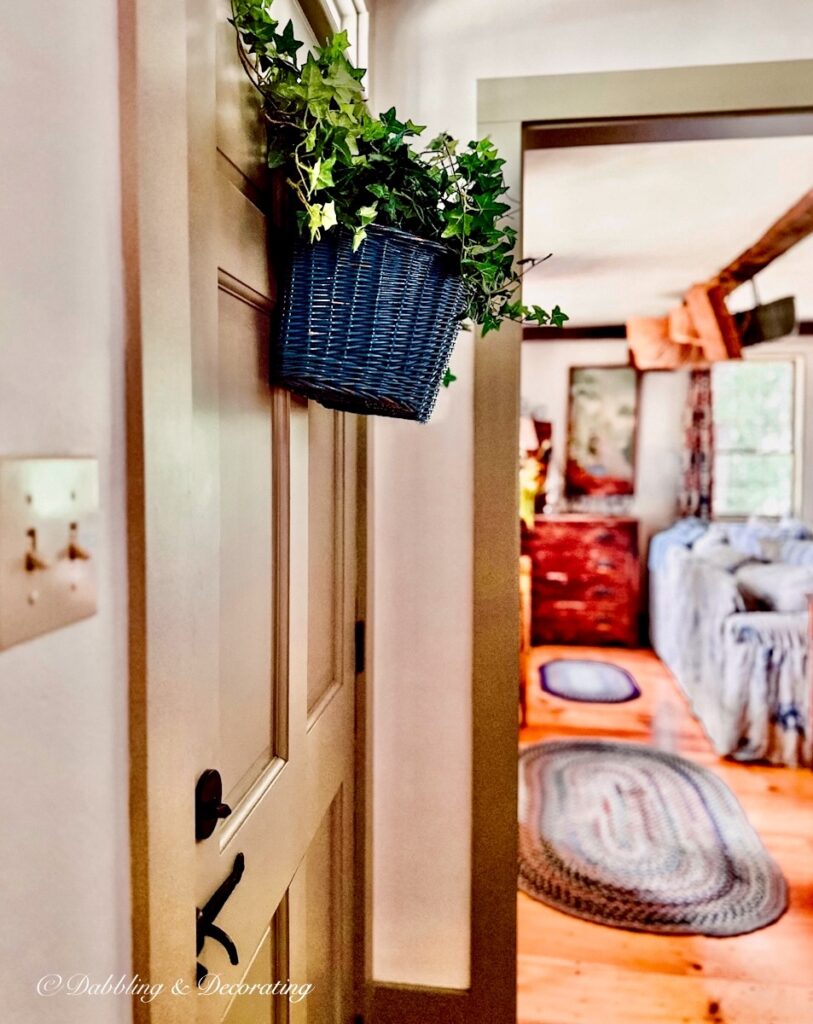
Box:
[215,12,265,190]
[215,0,318,188]
[221,929,277,1024]
[303,795,344,1024]
[217,288,279,803]
[221,901,289,1024]
[308,405,340,713]
[217,173,272,301]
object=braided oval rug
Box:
[519,740,788,935]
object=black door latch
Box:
[196,852,245,986]
[195,769,232,842]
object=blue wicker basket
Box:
[274,223,467,422]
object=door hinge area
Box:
[354,620,365,674]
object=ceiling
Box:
[522,135,813,327]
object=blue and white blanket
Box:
[647,517,708,572]
[651,545,811,768]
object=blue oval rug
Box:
[540,659,641,704]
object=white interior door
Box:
[131,2,359,1021]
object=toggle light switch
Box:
[24,528,50,572]
[0,458,99,650]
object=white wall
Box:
[520,341,688,568]
[0,4,131,1023]
[369,0,813,991]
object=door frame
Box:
[121,0,199,1017]
[471,58,813,1024]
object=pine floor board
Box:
[518,646,813,1024]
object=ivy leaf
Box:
[530,305,550,326]
[278,19,303,60]
[550,305,569,328]
[316,155,336,189]
[324,64,363,96]
[301,59,331,103]
[307,158,322,192]
[404,118,426,136]
[358,202,378,227]
[428,132,457,154]
[320,28,350,58]
[442,367,457,388]
[266,140,288,169]
[307,202,324,240]
[380,107,404,132]
[361,119,388,142]
[321,200,338,231]
[481,311,501,336]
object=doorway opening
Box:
[473,63,813,1024]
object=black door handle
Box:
[195,769,232,842]
[196,852,245,985]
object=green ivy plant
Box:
[230,0,568,337]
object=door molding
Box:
[470,59,813,1024]
[121,0,199,1018]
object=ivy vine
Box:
[230,0,568,336]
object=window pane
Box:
[712,361,793,453]
[713,453,794,517]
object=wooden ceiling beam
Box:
[713,187,813,295]
[522,324,627,340]
[523,321,813,342]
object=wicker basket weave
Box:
[274,224,467,422]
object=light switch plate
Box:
[0,458,99,650]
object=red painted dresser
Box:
[525,515,640,647]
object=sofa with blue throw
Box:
[649,518,812,768]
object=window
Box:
[711,360,797,518]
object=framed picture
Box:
[565,365,639,497]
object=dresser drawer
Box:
[532,573,629,603]
[533,597,634,620]
[532,545,635,583]
[527,519,637,551]
[587,548,634,577]
[531,602,636,646]
[529,523,636,572]
[531,545,633,578]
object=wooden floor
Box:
[518,646,813,1024]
